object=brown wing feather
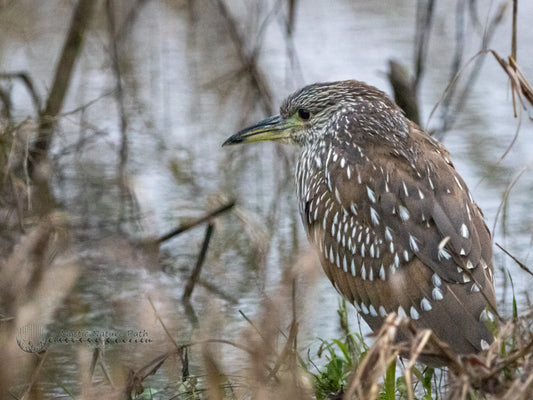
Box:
[297,116,495,358]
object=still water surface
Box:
[2,0,533,395]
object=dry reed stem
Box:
[29,0,96,174]
[345,314,400,400]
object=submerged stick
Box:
[29,0,96,174]
[182,222,215,302]
[156,201,234,244]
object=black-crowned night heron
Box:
[223,80,496,365]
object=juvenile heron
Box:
[223,80,496,364]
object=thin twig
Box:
[511,0,517,62]
[414,0,435,88]
[29,0,96,174]
[214,0,274,115]
[0,71,42,112]
[182,223,215,302]
[495,243,533,278]
[156,201,235,244]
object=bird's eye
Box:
[298,108,311,121]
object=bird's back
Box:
[297,109,496,364]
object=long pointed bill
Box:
[222,115,293,146]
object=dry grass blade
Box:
[404,329,433,400]
[123,352,170,398]
[344,314,400,400]
[203,346,225,400]
[490,51,533,117]
[495,242,533,278]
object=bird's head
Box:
[222,80,408,148]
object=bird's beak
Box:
[222,115,293,146]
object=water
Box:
[2,0,533,396]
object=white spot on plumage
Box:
[410,306,420,320]
[432,273,442,287]
[462,273,471,283]
[379,264,385,280]
[368,267,374,281]
[369,305,378,317]
[432,287,443,301]
[454,175,463,190]
[480,339,489,350]
[460,248,466,256]
[402,181,409,197]
[334,187,342,203]
[397,306,407,319]
[438,247,451,260]
[361,302,369,314]
[466,260,474,269]
[389,242,394,253]
[385,226,393,242]
[403,250,409,261]
[350,259,356,276]
[408,235,419,252]
[418,189,424,199]
[398,205,410,221]
[367,186,376,203]
[361,263,366,280]
[346,166,351,179]
[437,237,451,260]
[480,309,494,323]
[327,176,333,192]
[420,298,432,311]
[428,175,435,190]
[369,244,375,258]
[394,253,400,268]
[360,244,365,257]
[370,207,380,226]
[379,306,387,317]
[353,302,361,312]
[340,157,346,168]
[470,283,480,292]
[460,223,469,239]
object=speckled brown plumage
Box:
[223,80,497,365]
